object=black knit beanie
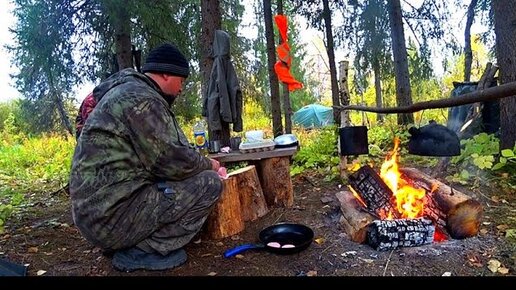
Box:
[141,43,190,78]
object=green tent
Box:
[292,104,334,128]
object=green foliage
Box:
[448,133,515,186]
[291,126,340,180]
[0,130,75,230]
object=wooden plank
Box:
[209,147,297,163]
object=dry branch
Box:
[333,81,516,114]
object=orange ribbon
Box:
[274,15,303,92]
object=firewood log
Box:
[348,165,400,219]
[336,191,375,243]
[400,167,483,239]
[367,218,435,251]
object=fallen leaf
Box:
[235,254,244,259]
[480,228,488,235]
[442,272,452,276]
[28,247,38,253]
[216,242,224,246]
[490,196,499,203]
[207,272,217,276]
[496,224,509,231]
[314,237,325,244]
[467,253,483,268]
[200,253,212,258]
[36,270,46,276]
[482,222,491,225]
[358,257,374,263]
[498,267,509,274]
[487,259,501,273]
[306,270,317,277]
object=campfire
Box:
[337,138,483,251]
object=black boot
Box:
[111,247,187,272]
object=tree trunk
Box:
[277,0,292,134]
[492,0,516,149]
[464,0,478,82]
[54,90,73,135]
[322,0,341,127]
[111,1,133,70]
[387,0,414,125]
[264,0,283,137]
[373,62,384,123]
[201,0,228,143]
[338,61,350,180]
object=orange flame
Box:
[379,138,426,219]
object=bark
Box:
[333,80,516,114]
[277,0,292,134]
[203,176,244,240]
[112,1,132,70]
[338,61,351,180]
[400,167,483,239]
[464,0,478,82]
[492,0,516,149]
[387,0,414,125]
[253,156,293,208]
[264,0,283,137]
[373,62,384,123]
[201,0,227,142]
[322,0,341,127]
[233,165,269,222]
[336,191,375,243]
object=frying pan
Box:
[224,223,314,258]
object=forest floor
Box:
[0,167,515,279]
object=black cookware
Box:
[224,223,314,258]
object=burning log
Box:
[400,167,483,239]
[348,165,400,219]
[336,190,375,243]
[367,218,435,251]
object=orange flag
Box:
[274,15,303,92]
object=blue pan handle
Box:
[224,244,264,258]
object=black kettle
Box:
[408,121,461,156]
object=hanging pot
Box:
[339,126,369,156]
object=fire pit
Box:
[337,138,483,251]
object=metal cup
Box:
[230,137,242,150]
[208,140,221,153]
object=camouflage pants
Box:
[111,170,222,256]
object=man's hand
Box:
[210,158,221,172]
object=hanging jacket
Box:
[202,30,243,132]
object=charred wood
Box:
[348,166,400,219]
[367,218,435,251]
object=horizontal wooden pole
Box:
[333,81,516,114]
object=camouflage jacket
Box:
[69,68,211,247]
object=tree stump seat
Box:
[203,147,297,240]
